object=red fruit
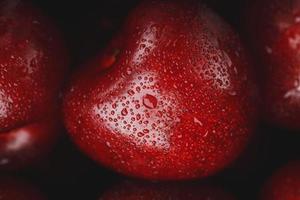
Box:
[0,176,45,200]
[0,0,68,169]
[100,181,235,200]
[261,162,300,200]
[246,0,300,129]
[63,0,257,180]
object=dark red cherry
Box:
[261,162,300,200]
[245,0,300,129]
[63,0,257,180]
[0,0,68,169]
[0,176,45,200]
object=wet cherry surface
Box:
[0,0,68,169]
[0,0,296,199]
[63,0,258,180]
[246,0,300,130]
[261,161,300,200]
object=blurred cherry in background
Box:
[261,161,300,200]
[0,176,45,200]
[245,0,300,130]
[0,0,68,170]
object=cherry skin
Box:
[261,162,300,200]
[245,0,300,129]
[63,0,257,180]
[0,0,68,169]
[99,181,235,200]
[0,176,45,200]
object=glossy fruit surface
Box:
[0,0,68,169]
[261,161,300,200]
[100,181,235,200]
[246,0,300,129]
[63,0,257,180]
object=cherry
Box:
[245,0,300,129]
[0,176,45,200]
[63,0,257,180]
[0,0,68,169]
[99,180,235,200]
[261,161,300,200]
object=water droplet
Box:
[128,90,135,96]
[265,46,273,54]
[143,129,149,133]
[106,142,111,147]
[142,94,158,109]
[121,108,128,116]
[137,132,144,137]
[136,87,141,92]
[127,67,133,75]
[193,117,203,126]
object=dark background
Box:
[5,0,300,199]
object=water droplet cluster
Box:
[92,72,180,149]
[64,0,257,180]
